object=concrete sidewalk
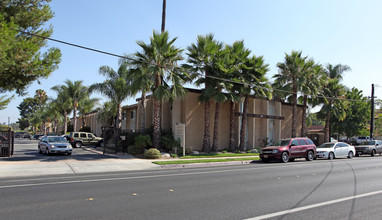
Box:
[0,147,160,178]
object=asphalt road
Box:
[1,151,382,220]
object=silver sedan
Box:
[38,136,72,156]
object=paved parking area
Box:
[0,139,159,178]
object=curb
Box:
[159,160,253,168]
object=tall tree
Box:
[77,96,99,129]
[185,34,223,152]
[273,51,314,137]
[134,31,187,149]
[313,63,350,142]
[129,64,152,131]
[239,52,271,151]
[56,80,88,132]
[90,63,131,135]
[331,88,369,139]
[51,84,73,134]
[0,0,61,95]
[161,0,166,32]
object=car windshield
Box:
[274,140,291,146]
[47,137,67,143]
[361,141,375,145]
[319,143,335,148]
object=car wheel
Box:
[262,158,269,163]
[328,152,334,160]
[75,142,82,148]
[306,151,314,161]
[67,152,72,156]
[348,151,354,159]
[46,148,50,156]
[371,150,376,157]
[97,141,104,147]
[38,146,42,154]
[281,152,289,163]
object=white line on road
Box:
[0,162,328,189]
[243,190,382,220]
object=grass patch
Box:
[152,157,259,165]
[179,153,259,159]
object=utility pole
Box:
[161,0,166,33]
[8,117,10,126]
[370,84,375,139]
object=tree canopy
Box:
[0,0,61,95]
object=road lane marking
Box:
[243,189,382,220]
[0,163,328,189]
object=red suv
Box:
[260,138,316,163]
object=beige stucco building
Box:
[74,89,303,151]
[124,89,303,151]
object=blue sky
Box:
[2,0,382,124]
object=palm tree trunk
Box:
[324,112,330,142]
[239,94,249,151]
[202,100,211,152]
[301,95,307,137]
[292,83,297,138]
[73,100,77,132]
[153,99,161,149]
[229,101,236,152]
[64,111,68,134]
[140,92,146,131]
[153,74,162,149]
[211,102,221,152]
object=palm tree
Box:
[239,54,271,151]
[57,80,88,132]
[315,64,351,142]
[273,51,314,138]
[134,31,187,149]
[78,96,100,129]
[185,34,223,152]
[51,85,73,134]
[90,63,132,135]
[127,60,153,131]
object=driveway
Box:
[0,139,158,178]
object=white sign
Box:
[174,122,185,156]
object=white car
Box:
[316,142,355,160]
[38,136,72,156]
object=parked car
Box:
[69,132,103,148]
[38,136,72,155]
[355,140,382,157]
[260,137,316,163]
[15,132,31,139]
[356,136,370,145]
[33,134,44,140]
[316,142,355,159]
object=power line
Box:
[19,29,369,103]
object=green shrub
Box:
[144,148,161,159]
[171,154,178,158]
[135,134,152,149]
[161,132,180,152]
[128,145,144,155]
[222,150,227,154]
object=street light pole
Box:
[370,84,375,139]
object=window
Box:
[131,111,135,119]
[122,112,127,120]
[305,139,314,145]
[74,133,79,138]
[298,139,307,145]
[80,133,86,138]
[87,134,93,138]
[291,140,298,146]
